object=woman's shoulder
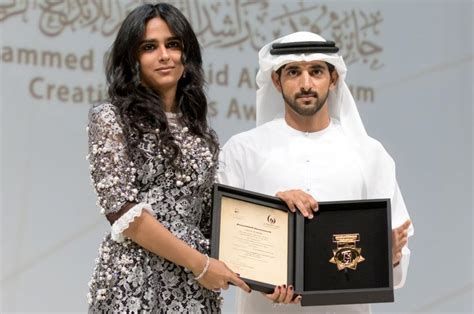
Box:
[89,102,117,117]
[88,103,122,126]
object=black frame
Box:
[294,199,394,306]
[211,183,295,293]
[211,184,394,306]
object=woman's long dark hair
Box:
[106,3,218,164]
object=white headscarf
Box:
[256,31,410,214]
[256,31,367,144]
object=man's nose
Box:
[300,71,311,90]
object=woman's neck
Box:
[160,87,178,113]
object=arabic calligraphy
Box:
[0,0,384,69]
[0,0,29,22]
[0,0,145,36]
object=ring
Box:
[329,233,365,270]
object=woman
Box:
[87,3,250,312]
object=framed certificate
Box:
[210,184,295,293]
[211,184,393,306]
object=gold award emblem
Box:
[329,233,365,271]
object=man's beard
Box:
[282,89,330,116]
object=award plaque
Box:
[211,184,393,306]
[294,199,393,306]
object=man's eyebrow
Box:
[284,65,300,71]
[309,64,326,70]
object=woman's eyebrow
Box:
[139,39,157,45]
[139,36,180,45]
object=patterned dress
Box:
[86,103,221,313]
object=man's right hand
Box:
[263,284,301,305]
[276,189,318,219]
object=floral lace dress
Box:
[86,103,221,313]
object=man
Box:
[217,32,413,313]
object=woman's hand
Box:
[195,256,251,293]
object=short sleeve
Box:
[87,103,139,216]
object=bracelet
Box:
[194,254,210,281]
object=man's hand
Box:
[276,190,318,219]
[392,219,411,266]
[263,285,301,305]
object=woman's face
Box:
[137,17,184,97]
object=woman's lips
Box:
[155,66,174,73]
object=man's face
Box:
[272,60,338,116]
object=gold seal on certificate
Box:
[329,233,365,271]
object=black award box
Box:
[211,184,393,306]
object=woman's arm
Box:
[124,209,251,292]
